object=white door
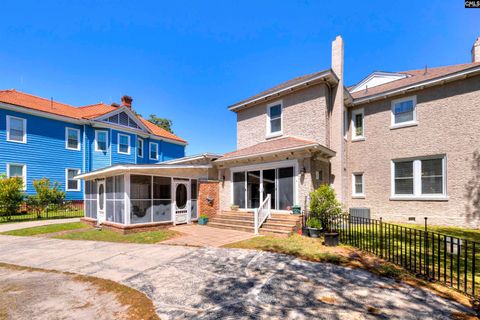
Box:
[97,180,106,223]
[173,180,190,224]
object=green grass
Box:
[0,210,84,224]
[397,223,480,243]
[1,222,89,236]
[54,228,179,244]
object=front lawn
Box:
[54,228,179,244]
[397,223,480,243]
[1,222,90,236]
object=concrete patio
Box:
[163,224,255,247]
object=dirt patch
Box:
[0,264,159,320]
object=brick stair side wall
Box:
[198,180,220,218]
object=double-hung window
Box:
[65,127,80,150]
[351,108,364,140]
[267,101,282,137]
[137,138,144,158]
[392,156,446,200]
[391,96,417,127]
[6,116,27,143]
[150,142,159,160]
[95,130,108,152]
[7,163,26,190]
[118,134,130,154]
[352,173,364,197]
[66,168,81,191]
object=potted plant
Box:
[309,185,342,246]
[198,214,209,225]
[306,217,321,238]
[230,204,239,211]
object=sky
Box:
[0,0,478,155]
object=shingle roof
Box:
[217,136,334,162]
[351,62,480,100]
[0,89,186,143]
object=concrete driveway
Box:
[0,235,473,319]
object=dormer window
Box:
[267,101,282,137]
[391,96,417,128]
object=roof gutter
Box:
[228,70,338,112]
[352,65,480,106]
[76,164,212,179]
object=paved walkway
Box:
[0,235,473,319]
[163,224,255,247]
[0,218,80,232]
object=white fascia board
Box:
[0,102,84,125]
[76,164,212,179]
[350,71,408,93]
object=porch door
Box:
[173,180,190,224]
[247,171,260,209]
[97,180,106,223]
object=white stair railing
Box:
[254,194,271,235]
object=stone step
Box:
[259,228,292,237]
[209,218,254,227]
[208,222,254,233]
[261,222,297,231]
[217,214,254,221]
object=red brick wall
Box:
[198,181,219,218]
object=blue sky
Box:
[0,1,478,155]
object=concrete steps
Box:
[208,210,301,236]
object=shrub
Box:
[309,185,342,232]
[27,178,65,218]
[0,175,24,220]
[306,217,321,229]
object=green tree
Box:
[0,176,24,220]
[27,178,65,218]
[148,114,174,133]
[309,185,342,231]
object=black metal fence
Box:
[0,201,84,223]
[325,213,480,298]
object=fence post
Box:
[380,217,383,259]
[424,217,429,278]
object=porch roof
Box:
[76,163,212,180]
[214,137,335,164]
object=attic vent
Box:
[102,112,141,130]
[108,114,119,123]
[128,118,139,129]
[119,112,129,126]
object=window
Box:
[352,173,364,197]
[66,169,81,191]
[95,130,108,152]
[150,142,158,160]
[7,163,26,190]
[137,138,144,158]
[267,101,282,136]
[391,96,417,127]
[117,134,130,154]
[65,127,80,150]
[392,156,446,199]
[6,116,26,143]
[351,108,364,140]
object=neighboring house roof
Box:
[215,137,335,163]
[228,69,339,112]
[0,89,186,143]
[351,62,480,104]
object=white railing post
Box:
[254,208,259,235]
[267,193,271,218]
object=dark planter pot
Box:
[308,227,321,238]
[324,232,339,246]
[302,226,309,236]
[198,217,209,225]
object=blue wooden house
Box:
[0,90,186,201]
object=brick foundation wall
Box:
[198,180,220,218]
[80,217,173,235]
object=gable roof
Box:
[228,69,339,112]
[351,62,480,104]
[0,89,186,144]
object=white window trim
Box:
[7,163,27,190]
[149,142,159,160]
[65,168,81,191]
[65,127,81,151]
[117,133,131,155]
[352,173,365,198]
[266,100,283,138]
[390,155,448,201]
[391,95,418,129]
[137,138,144,158]
[351,108,365,141]
[6,115,27,144]
[95,130,108,152]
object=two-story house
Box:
[0,91,186,201]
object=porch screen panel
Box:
[85,180,97,219]
[190,179,198,219]
[114,175,125,224]
[262,169,276,210]
[278,167,294,210]
[131,175,152,224]
[106,177,115,222]
[233,172,246,208]
[152,176,171,222]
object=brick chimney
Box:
[472,37,480,63]
[330,35,346,202]
[121,95,133,109]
